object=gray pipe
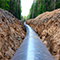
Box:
[11,23,54,60]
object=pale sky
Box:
[21,0,33,16]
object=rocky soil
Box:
[0,8,26,60]
[26,9,60,60]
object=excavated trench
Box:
[0,8,60,60]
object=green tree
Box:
[28,0,60,20]
[0,0,9,10]
[0,0,21,20]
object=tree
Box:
[13,0,21,19]
[54,0,56,9]
[9,0,15,14]
[28,0,60,20]
[0,0,9,10]
[0,0,21,20]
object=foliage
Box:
[0,0,9,10]
[0,0,21,20]
[23,16,27,21]
[28,0,60,19]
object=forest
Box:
[27,0,60,19]
[0,0,60,20]
[0,0,21,20]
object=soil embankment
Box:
[26,9,60,60]
[0,8,26,60]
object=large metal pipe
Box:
[11,23,54,60]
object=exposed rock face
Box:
[26,9,60,60]
[0,8,26,60]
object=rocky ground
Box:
[26,9,60,60]
[0,8,26,60]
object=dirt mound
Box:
[26,9,60,60]
[0,8,26,60]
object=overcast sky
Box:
[21,0,33,16]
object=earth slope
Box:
[0,8,26,60]
[26,9,60,60]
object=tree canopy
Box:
[0,0,21,20]
[28,0,60,19]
